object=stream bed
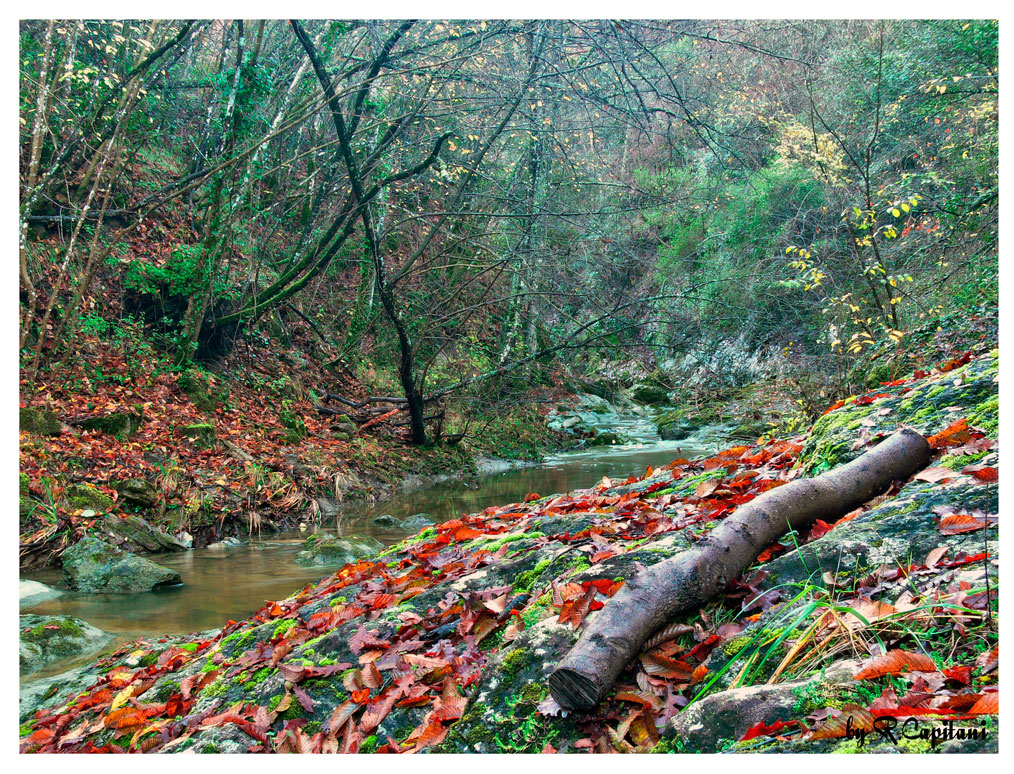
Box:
[22,435,715,676]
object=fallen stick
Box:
[357,407,402,432]
[548,427,931,712]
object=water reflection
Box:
[23,441,706,649]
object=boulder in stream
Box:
[294,534,384,567]
[61,537,182,593]
[402,512,436,529]
[19,580,64,608]
[20,614,112,677]
[98,514,190,553]
[371,514,402,527]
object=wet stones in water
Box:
[207,536,246,549]
[19,580,64,609]
[294,534,384,566]
[588,431,630,447]
[61,536,183,593]
[401,512,436,529]
[98,513,190,553]
[19,614,113,676]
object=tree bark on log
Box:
[548,427,932,712]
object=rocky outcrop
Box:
[293,534,384,566]
[667,660,860,752]
[20,614,112,676]
[61,537,182,593]
[113,478,159,508]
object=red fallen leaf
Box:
[940,693,982,711]
[939,352,971,373]
[808,519,833,540]
[370,593,396,610]
[939,513,991,535]
[854,393,891,406]
[963,465,999,483]
[351,688,371,704]
[105,706,158,730]
[641,652,694,681]
[854,650,936,680]
[586,578,613,594]
[740,718,796,741]
[976,645,998,673]
[968,692,999,715]
[690,664,708,685]
[452,526,483,541]
[267,603,285,619]
[524,492,541,502]
[926,418,971,449]
[165,693,190,717]
[822,399,846,416]
[541,742,557,753]
[943,665,972,685]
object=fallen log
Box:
[548,427,931,712]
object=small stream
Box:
[23,426,718,675]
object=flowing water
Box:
[22,428,718,676]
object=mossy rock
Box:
[588,431,629,447]
[20,614,112,677]
[61,536,183,593]
[20,407,61,436]
[667,660,859,753]
[761,475,998,588]
[798,353,998,475]
[99,514,190,553]
[181,423,217,449]
[113,477,159,508]
[75,408,144,438]
[630,382,670,405]
[65,483,114,512]
[294,535,384,567]
[177,369,228,413]
[371,514,402,528]
[20,472,31,494]
[729,419,768,440]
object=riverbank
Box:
[19,331,571,570]
[20,349,999,753]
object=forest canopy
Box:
[19,19,998,442]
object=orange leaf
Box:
[854,650,936,680]
[939,513,990,535]
[968,692,999,715]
